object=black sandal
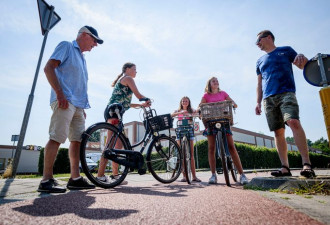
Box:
[271,165,292,177]
[300,163,316,178]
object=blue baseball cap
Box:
[79,25,103,44]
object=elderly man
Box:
[38,26,103,193]
[255,30,315,178]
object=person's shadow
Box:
[13,191,137,220]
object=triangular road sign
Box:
[37,0,61,35]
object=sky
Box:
[0,0,329,148]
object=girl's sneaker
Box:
[208,174,217,184]
[240,174,249,185]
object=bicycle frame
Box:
[103,106,172,168]
[206,119,230,159]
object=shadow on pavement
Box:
[12,191,138,220]
[0,179,14,197]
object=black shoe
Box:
[300,163,316,178]
[67,177,95,190]
[271,165,292,177]
[37,178,67,193]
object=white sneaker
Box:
[240,174,249,185]
[96,175,110,183]
[112,175,128,185]
[208,174,217,184]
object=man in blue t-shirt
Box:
[38,26,103,193]
[255,30,315,178]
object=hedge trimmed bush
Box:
[195,140,330,169]
[38,140,330,174]
[38,148,70,174]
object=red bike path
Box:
[0,171,329,225]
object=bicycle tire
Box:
[80,122,130,188]
[216,131,230,186]
[227,156,238,182]
[146,135,182,183]
[182,136,192,184]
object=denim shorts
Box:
[203,126,232,137]
[263,92,299,131]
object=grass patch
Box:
[280,197,290,200]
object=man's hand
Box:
[255,103,262,115]
[293,54,308,69]
[56,90,69,109]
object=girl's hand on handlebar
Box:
[141,100,151,107]
[233,103,238,108]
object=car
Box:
[79,158,98,173]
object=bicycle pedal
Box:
[138,168,146,175]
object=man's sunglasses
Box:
[255,35,268,45]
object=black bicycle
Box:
[80,98,182,188]
[200,100,238,186]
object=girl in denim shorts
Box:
[172,96,201,182]
[199,77,248,185]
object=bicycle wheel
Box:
[80,122,130,188]
[216,131,230,186]
[182,136,192,184]
[227,156,238,182]
[146,135,182,183]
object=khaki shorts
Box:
[49,101,85,143]
[263,92,299,131]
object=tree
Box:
[286,136,295,143]
[311,137,330,154]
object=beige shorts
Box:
[49,101,85,143]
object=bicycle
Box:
[80,98,183,188]
[200,100,238,186]
[173,113,199,184]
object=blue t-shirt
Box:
[49,40,90,109]
[256,46,297,99]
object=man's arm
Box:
[44,59,69,109]
[293,53,308,70]
[255,74,262,115]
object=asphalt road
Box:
[0,171,329,225]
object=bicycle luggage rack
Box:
[200,101,234,125]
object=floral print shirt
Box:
[108,81,133,110]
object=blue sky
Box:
[0,0,329,148]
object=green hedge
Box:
[195,140,330,169]
[38,140,330,174]
[38,148,70,174]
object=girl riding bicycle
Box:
[97,62,150,184]
[171,96,201,182]
[199,77,248,185]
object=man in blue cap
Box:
[38,26,103,193]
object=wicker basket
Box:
[200,101,233,125]
[148,114,173,132]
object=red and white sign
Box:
[194,122,200,132]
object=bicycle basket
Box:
[200,101,233,125]
[148,114,173,132]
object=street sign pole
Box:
[11,1,60,177]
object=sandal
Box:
[271,165,292,177]
[180,177,187,182]
[192,177,202,182]
[300,163,316,178]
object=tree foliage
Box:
[311,137,330,154]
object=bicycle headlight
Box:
[215,123,221,129]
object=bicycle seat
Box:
[104,103,125,121]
